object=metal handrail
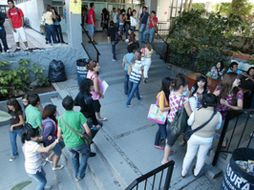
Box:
[125,161,175,190]
[80,24,101,62]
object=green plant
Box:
[0,59,49,98]
[192,3,205,12]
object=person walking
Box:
[122,45,135,95]
[86,3,96,43]
[42,104,64,170]
[7,98,24,161]
[139,6,149,43]
[57,96,92,182]
[145,11,158,43]
[0,11,9,53]
[108,20,119,61]
[41,5,57,45]
[22,127,59,190]
[125,7,132,39]
[161,74,192,164]
[154,77,172,150]
[7,0,29,51]
[141,42,153,83]
[126,51,144,107]
[181,93,222,177]
[130,9,138,32]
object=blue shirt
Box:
[123,53,134,71]
[226,68,242,75]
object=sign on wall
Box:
[70,0,81,14]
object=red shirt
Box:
[149,16,158,29]
[87,8,96,25]
[7,7,24,29]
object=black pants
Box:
[55,25,64,43]
[0,27,8,52]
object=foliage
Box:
[192,3,205,12]
[0,59,49,97]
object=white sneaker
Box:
[45,185,52,190]
[45,157,53,164]
[52,164,64,171]
[112,59,116,62]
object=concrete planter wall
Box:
[0,46,87,78]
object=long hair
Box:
[171,73,187,91]
[79,78,93,95]
[86,60,97,71]
[42,104,57,123]
[7,98,22,113]
[191,75,208,96]
[216,61,224,72]
[219,73,240,104]
[160,77,172,103]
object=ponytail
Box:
[21,127,40,144]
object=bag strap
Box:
[60,116,84,139]
[191,110,217,134]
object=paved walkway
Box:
[0,31,223,190]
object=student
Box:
[108,20,119,61]
[181,94,222,177]
[22,127,59,190]
[52,7,65,43]
[86,3,96,43]
[7,0,29,51]
[0,11,9,52]
[161,74,192,164]
[25,94,42,129]
[206,61,225,80]
[141,42,154,83]
[154,77,172,149]
[7,98,24,161]
[57,96,92,181]
[122,45,135,95]
[130,9,138,31]
[139,6,149,43]
[42,104,64,170]
[226,62,241,75]
[145,11,158,43]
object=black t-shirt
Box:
[107,26,118,41]
[74,92,95,118]
[9,110,23,129]
[241,76,254,93]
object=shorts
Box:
[93,100,101,113]
[13,27,27,43]
[87,24,94,38]
[53,141,65,156]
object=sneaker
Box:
[9,156,17,162]
[45,157,53,164]
[24,47,29,51]
[14,48,21,52]
[112,59,116,62]
[154,145,164,150]
[52,164,64,171]
[45,185,52,190]
[89,152,96,157]
[75,177,81,182]
[6,49,11,53]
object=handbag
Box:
[170,97,188,136]
[147,93,168,124]
[60,117,92,146]
[183,110,217,141]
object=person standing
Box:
[139,6,149,43]
[108,20,119,61]
[58,96,92,181]
[181,94,222,177]
[7,0,29,51]
[0,11,9,53]
[101,8,109,31]
[25,94,42,129]
[145,11,158,43]
[130,9,138,32]
[86,3,96,43]
[52,7,65,43]
[125,7,132,39]
[141,42,153,83]
[122,45,135,95]
[7,98,24,161]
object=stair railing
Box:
[125,161,175,190]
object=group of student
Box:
[153,62,254,177]
[6,58,107,189]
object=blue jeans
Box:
[154,123,167,146]
[0,27,8,52]
[126,82,141,105]
[124,71,130,95]
[139,24,146,42]
[28,168,47,190]
[45,24,57,44]
[87,24,94,39]
[119,24,124,36]
[9,128,23,156]
[68,143,90,179]
[125,23,130,38]
[148,28,156,43]
[111,41,118,59]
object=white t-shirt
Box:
[130,16,138,27]
[23,141,42,174]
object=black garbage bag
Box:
[48,60,67,82]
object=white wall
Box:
[17,0,45,32]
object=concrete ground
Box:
[0,25,224,190]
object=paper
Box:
[70,0,82,14]
[102,80,109,95]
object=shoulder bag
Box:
[183,110,217,141]
[60,117,92,146]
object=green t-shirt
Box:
[25,105,42,129]
[58,110,87,149]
